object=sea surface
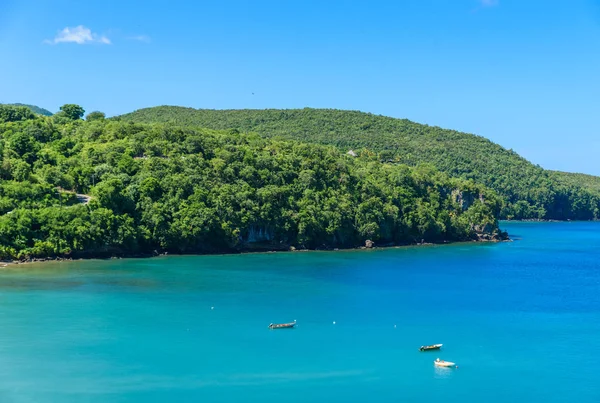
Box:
[0,221,599,402]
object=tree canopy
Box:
[0,105,35,123]
[86,111,106,121]
[59,104,85,120]
[119,107,600,220]
[0,109,504,260]
[1,103,53,116]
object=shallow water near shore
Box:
[0,221,599,402]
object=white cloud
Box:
[480,0,499,6]
[128,35,151,43]
[45,25,111,45]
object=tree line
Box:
[118,106,600,220]
[0,104,504,260]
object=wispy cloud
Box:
[480,0,499,6]
[128,35,151,43]
[44,25,110,45]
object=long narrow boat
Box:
[420,343,442,351]
[268,320,296,329]
[434,358,457,368]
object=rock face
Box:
[365,240,374,248]
[472,223,509,242]
[452,189,484,211]
[244,226,274,243]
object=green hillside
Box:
[552,171,600,196]
[0,104,504,260]
[5,103,53,116]
[119,107,600,220]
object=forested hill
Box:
[3,103,53,116]
[0,104,504,261]
[119,107,600,220]
[551,171,600,197]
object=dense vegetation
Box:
[0,105,36,123]
[552,171,600,197]
[0,105,504,260]
[119,107,600,220]
[2,103,53,116]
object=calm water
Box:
[0,222,599,402]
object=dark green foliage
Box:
[0,114,503,260]
[119,107,600,220]
[59,104,85,120]
[0,105,35,123]
[552,171,600,196]
[2,103,53,116]
[86,111,106,121]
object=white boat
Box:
[434,358,457,368]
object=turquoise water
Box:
[0,222,599,402]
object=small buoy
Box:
[333,321,336,325]
[394,324,397,328]
[211,307,214,310]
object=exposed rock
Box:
[244,226,274,243]
[452,189,485,211]
[472,223,510,242]
[473,223,494,235]
[365,239,374,248]
[75,194,92,205]
[289,246,296,251]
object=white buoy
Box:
[333,321,336,325]
[394,324,397,328]
[211,306,214,310]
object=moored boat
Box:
[420,343,442,351]
[268,320,296,329]
[434,358,457,368]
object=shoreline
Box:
[501,218,599,222]
[1,236,511,268]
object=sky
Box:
[1,0,599,174]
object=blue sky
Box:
[1,0,599,174]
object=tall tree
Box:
[59,104,85,120]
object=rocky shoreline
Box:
[502,218,589,222]
[1,234,511,267]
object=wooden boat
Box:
[268,320,296,329]
[420,344,442,351]
[434,358,457,368]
